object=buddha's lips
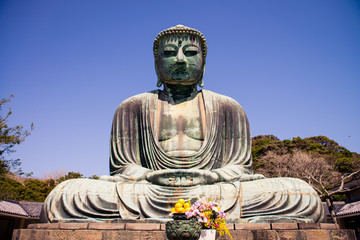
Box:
[171,67,190,80]
[171,66,189,74]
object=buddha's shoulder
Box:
[116,90,159,109]
[121,90,158,104]
[202,89,244,110]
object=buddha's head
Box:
[153,25,207,88]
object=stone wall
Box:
[12,222,356,240]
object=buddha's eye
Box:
[184,50,198,57]
[163,50,176,57]
[183,45,199,57]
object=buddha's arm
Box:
[101,164,151,182]
[212,165,264,182]
[210,95,264,182]
[109,96,155,181]
[115,164,151,180]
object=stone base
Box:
[12,223,356,240]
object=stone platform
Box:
[12,223,356,240]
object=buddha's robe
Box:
[41,90,325,223]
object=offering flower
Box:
[184,199,232,240]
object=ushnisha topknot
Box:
[153,25,207,64]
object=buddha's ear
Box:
[157,79,162,87]
[155,63,162,87]
[198,63,206,88]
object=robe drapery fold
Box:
[110,89,253,178]
[41,90,325,223]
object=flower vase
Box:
[199,229,216,240]
[165,214,202,240]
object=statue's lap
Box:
[43,177,325,223]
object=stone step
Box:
[25,222,340,230]
[12,229,356,240]
[12,223,356,240]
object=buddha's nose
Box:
[176,50,185,64]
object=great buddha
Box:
[41,25,325,223]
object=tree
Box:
[0,95,33,175]
[252,135,360,179]
[88,175,100,179]
[255,150,340,187]
[0,174,57,202]
[0,170,97,202]
[57,171,84,183]
[308,169,360,224]
[0,176,33,201]
[254,149,360,223]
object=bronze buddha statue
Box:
[41,25,325,223]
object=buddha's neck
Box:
[163,83,198,103]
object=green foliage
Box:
[0,175,58,202]
[23,179,55,201]
[57,171,84,183]
[252,135,286,170]
[252,135,282,160]
[88,175,100,179]
[0,95,33,176]
[0,170,100,202]
[335,155,354,173]
[290,137,307,150]
[331,194,346,201]
[0,177,40,201]
[307,143,325,152]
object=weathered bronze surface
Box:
[41,25,326,224]
[165,217,201,240]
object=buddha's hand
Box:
[99,173,148,182]
[218,173,265,182]
[237,174,265,182]
[146,169,219,187]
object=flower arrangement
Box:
[171,198,232,239]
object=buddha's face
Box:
[157,35,204,86]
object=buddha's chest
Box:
[157,99,204,140]
[156,96,206,156]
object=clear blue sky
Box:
[1,0,359,178]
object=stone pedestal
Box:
[12,223,356,240]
